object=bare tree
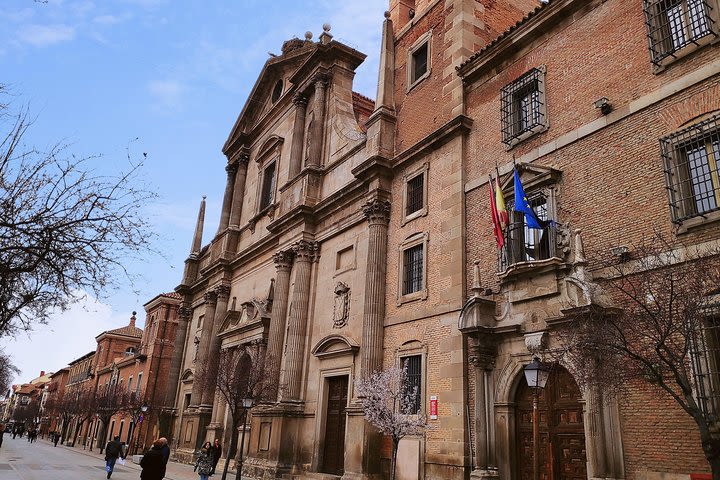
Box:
[0,97,156,337]
[355,366,427,480]
[0,350,19,397]
[555,233,720,478]
[214,343,274,480]
[119,387,152,456]
[70,389,97,447]
[95,384,124,453]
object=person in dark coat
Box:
[140,439,166,480]
[105,435,122,479]
[0,424,5,449]
[210,439,222,475]
[158,437,170,478]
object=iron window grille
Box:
[402,244,424,295]
[498,193,557,271]
[401,355,422,415]
[644,0,717,66]
[406,173,425,216]
[690,313,720,425]
[501,68,546,146]
[661,113,720,223]
[259,160,277,211]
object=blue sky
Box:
[1,0,387,383]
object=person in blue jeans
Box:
[104,436,122,479]
[195,444,213,480]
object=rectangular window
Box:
[184,393,191,409]
[136,372,143,393]
[690,314,720,423]
[127,376,133,392]
[402,244,424,295]
[260,161,276,211]
[501,68,547,147]
[501,193,557,271]
[644,0,715,66]
[401,355,422,415]
[118,421,124,442]
[411,42,428,84]
[406,173,425,216]
[127,421,134,444]
[661,114,720,223]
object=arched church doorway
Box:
[515,365,586,480]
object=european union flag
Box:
[513,167,544,230]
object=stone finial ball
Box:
[384,11,391,18]
[132,311,137,316]
[304,31,312,40]
[322,23,331,32]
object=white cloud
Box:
[17,23,76,47]
[93,13,132,25]
[1,293,142,386]
[147,79,186,111]
[2,8,35,23]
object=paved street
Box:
[0,436,207,480]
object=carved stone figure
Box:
[332,282,350,328]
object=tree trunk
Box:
[391,438,399,480]
[221,419,239,480]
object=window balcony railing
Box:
[498,221,557,272]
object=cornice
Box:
[392,114,473,169]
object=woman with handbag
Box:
[195,443,214,480]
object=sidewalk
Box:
[38,438,237,480]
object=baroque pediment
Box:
[219,298,271,335]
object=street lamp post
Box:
[235,398,254,480]
[524,357,550,480]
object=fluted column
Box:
[289,94,308,178]
[228,153,250,228]
[190,291,218,406]
[360,199,391,377]
[307,76,328,167]
[217,162,238,234]
[266,250,294,400]
[165,302,192,409]
[280,240,319,401]
[201,285,230,407]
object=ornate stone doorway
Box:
[322,375,348,475]
[515,365,586,480]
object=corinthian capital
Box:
[178,304,193,320]
[362,198,391,225]
[273,249,295,271]
[225,162,239,175]
[204,290,218,305]
[214,285,231,301]
[292,240,320,263]
[292,93,308,107]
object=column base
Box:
[342,404,382,479]
[470,467,500,480]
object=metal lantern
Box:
[242,398,254,409]
[524,357,550,389]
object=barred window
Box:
[501,68,547,146]
[500,192,558,272]
[401,355,422,415]
[661,114,720,223]
[690,314,720,424]
[644,0,717,66]
[259,160,276,211]
[402,244,424,295]
[406,173,425,216]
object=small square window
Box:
[644,0,718,67]
[259,161,276,211]
[661,113,720,224]
[501,68,547,147]
[402,244,424,295]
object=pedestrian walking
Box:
[11,426,17,440]
[158,437,170,478]
[105,435,122,479]
[53,431,60,447]
[194,442,213,480]
[210,438,222,475]
[0,424,5,449]
[140,439,165,480]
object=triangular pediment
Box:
[499,162,562,194]
[223,42,317,157]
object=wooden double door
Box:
[322,375,348,475]
[515,366,587,480]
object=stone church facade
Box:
[166,0,720,479]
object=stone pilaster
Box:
[307,76,329,167]
[266,250,294,400]
[470,335,497,471]
[280,240,319,401]
[217,162,238,234]
[289,94,308,178]
[201,285,231,407]
[228,153,250,228]
[190,291,218,407]
[360,199,391,377]
[165,302,192,410]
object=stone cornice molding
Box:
[292,239,320,263]
[363,198,391,226]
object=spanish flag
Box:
[495,175,509,231]
[489,175,504,248]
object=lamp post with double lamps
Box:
[235,398,254,480]
[524,357,550,480]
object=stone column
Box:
[360,199,391,377]
[306,76,328,167]
[289,94,308,178]
[165,302,192,409]
[470,336,497,474]
[201,285,231,407]
[190,291,218,407]
[217,162,238,234]
[228,153,250,228]
[266,250,294,400]
[280,240,319,401]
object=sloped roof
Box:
[106,324,143,338]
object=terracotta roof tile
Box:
[106,325,143,338]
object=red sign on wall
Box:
[429,395,438,420]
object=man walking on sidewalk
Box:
[105,435,122,479]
